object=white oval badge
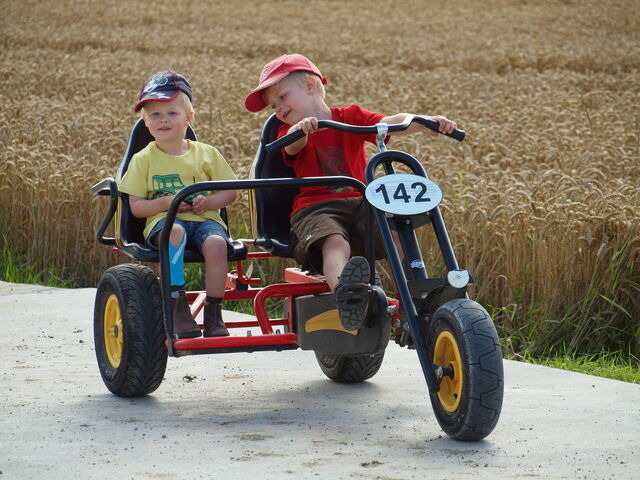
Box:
[365,174,442,215]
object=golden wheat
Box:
[1,0,638,353]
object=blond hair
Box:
[284,70,326,98]
[140,91,194,117]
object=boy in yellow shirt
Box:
[120,71,236,338]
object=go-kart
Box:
[90,114,504,441]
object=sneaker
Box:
[335,256,371,330]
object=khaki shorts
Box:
[290,197,386,273]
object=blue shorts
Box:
[146,218,229,251]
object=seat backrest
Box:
[249,114,299,258]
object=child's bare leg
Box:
[169,224,184,247]
[321,233,351,291]
[201,234,228,297]
[201,234,229,337]
[167,224,201,338]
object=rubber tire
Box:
[94,263,167,397]
[315,352,385,383]
[426,298,503,441]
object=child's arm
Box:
[129,194,192,218]
[284,117,319,156]
[380,113,457,137]
[190,190,237,216]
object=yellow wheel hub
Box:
[433,330,463,412]
[103,294,124,368]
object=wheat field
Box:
[1,0,638,356]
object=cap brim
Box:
[244,71,291,112]
[134,89,180,112]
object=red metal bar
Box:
[173,333,298,351]
[223,318,289,329]
[243,251,275,259]
[227,256,263,289]
[253,282,330,334]
[186,291,207,318]
[171,250,333,353]
[388,297,401,322]
[284,268,326,284]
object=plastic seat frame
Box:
[250,114,298,258]
[91,118,246,263]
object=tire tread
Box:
[94,264,167,397]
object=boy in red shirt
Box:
[245,54,457,329]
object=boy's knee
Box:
[322,233,349,251]
[202,235,227,258]
[169,224,186,245]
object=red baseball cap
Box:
[244,54,328,112]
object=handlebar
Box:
[265,114,465,152]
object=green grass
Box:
[513,351,640,384]
[3,232,638,384]
[1,235,76,288]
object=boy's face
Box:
[142,96,193,144]
[263,76,314,125]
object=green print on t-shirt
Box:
[151,174,185,199]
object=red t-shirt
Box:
[279,105,385,215]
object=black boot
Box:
[172,291,201,339]
[203,302,229,337]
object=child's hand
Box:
[290,117,319,135]
[164,194,192,213]
[177,197,193,213]
[190,194,209,215]
[429,115,457,135]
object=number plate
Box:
[365,174,442,215]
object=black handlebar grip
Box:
[421,118,465,142]
[265,129,305,152]
[447,129,466,142]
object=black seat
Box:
[115,118,246,262]
[249,114,300,258]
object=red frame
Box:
[171,247,331,354]
[113,241,400,356]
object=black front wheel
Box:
[94,264,168,397]
[427,298,503,441]
[315,352,385,383]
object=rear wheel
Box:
[427,298,503,441]
[94,264,167,397]
[315,352,385,383]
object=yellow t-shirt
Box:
[118,140,236,239]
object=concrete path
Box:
[1,281,639,479]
